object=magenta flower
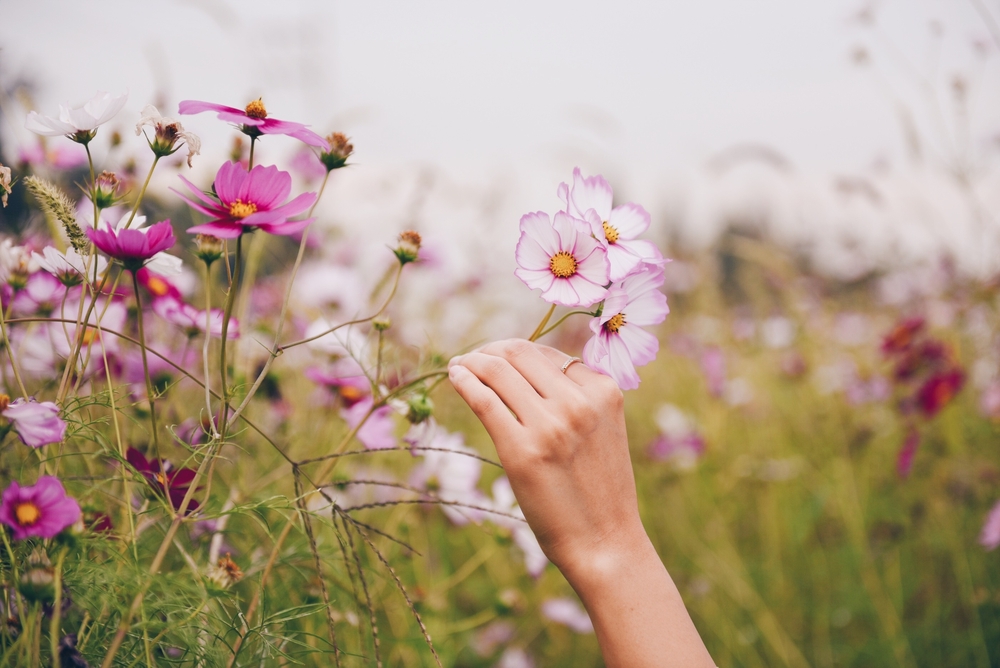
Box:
[152,296,239,339]
[342,398,396,450]
[173,161,316,239]
[514,211,609,307]
[582,265,668,390]
[558,167,663,282]
[126,447,200,512]
[178,99,328,148]
[86,220,176,272]
[3,398,67,448]
[0,477,81,540]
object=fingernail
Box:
[448,355,464,368]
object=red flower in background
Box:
[916,369,965,418]
[126,448,199,513]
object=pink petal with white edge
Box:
[551,211,591,251]
[567,168,613,222]
[607,245,644,283]
[187,222,245,239]
[519,211,560,257]
[582,331,609,371]
[572,238,611,287]
[608,203,650,238]
[618,324,659,367]
[605,333,641,390]
[564,276,607,307]
[541,278,584,307]
[515,233,553,271]
[514,267,556,292]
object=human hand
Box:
[447,338,646,578]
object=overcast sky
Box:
[1,0,996,177]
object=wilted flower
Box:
[135,104,201,167]
[3,398,67,448]
[178,98,327,148]
[0,164,11,208]
[87,219,176,272]
[25,90,128,144]
[514,211,609,307]
[320,132,354,171]
[583,265,668,390]
[33,246,106,287]
[557,167,661,281]
[173,161,316,238]
[206,553,243,590]
[0,476,81,540]
[126,448,200,512]
[394,230,422,264]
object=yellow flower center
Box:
[605,313,626,333]
[602,221,619,244]
[146,276,169,297]
[228,200,258,220]
[244,98,267,119]
[81,327,100,346]
[0,394,8,412]
[15,502,40,526]
[549,251,578,279]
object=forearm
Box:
[561,529,715,668]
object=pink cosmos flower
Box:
[490,477,548,576]
[173,161,316,239]
[980,499,1000,550]
[558,167,663,282]
[11,271,66,316]
[152,296,238,339]
[18,142,88,169]
[0,476,81,540]
[583,265,668,390]
[410,429,489,526]
[178,99,328,148]
[3,398,67,448]
[306,357,370,406]
[87,219,176,272]
[342,397,396,450]
[514,211,609,307]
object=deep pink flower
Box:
[582,265,668,390]
[306,357,370,406]
[0,476,81,540]
[126,447,199,512]
[86,220,176,272]
[558,167,662,281]
[514,211,609,307]
[178,99,328,148]
[173,161,316,239]
[3,398,67,448]
[896,428,920,478]
[916,369,964,417]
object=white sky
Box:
[1,0,996,178]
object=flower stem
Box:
[123,156,160,230]
[534,309,594,340]
[85,144,98,232]
[248,136,257,170]
[202,261,219,438]
[217,235,243,442]
[528,303,557,342]
[131,271,160,461]
[48,547,68,668]
[0,300,28,398]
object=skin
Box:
[448,338,715,668]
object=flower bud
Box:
[406,392,434,424]
[18,549,55,604]
[372,316,391,332]
[92,171,122,209]
[207,553,244,593]
[195,234,225,265]
[394,230,422,265]
[320,132,354,171]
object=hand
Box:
[448,338,643,575]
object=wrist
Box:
[557,521,658,595]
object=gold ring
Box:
[560,356,581,374]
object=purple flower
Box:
[514,211,609,307]
[557,167,662,281]
[0,477,81,540]
[173,161,316,239]
[86,220,176,272]
[3,398,67,448]
[582,265,668,390]
[178,99,328,148]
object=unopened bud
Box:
[320,132,354,171]
[207,553,244,592]
[195,234,225,265]
[406,392,434,424]
[18,549,54,603]
[92,171,122,209]
[394,230,422,265]
[372,316,391,332]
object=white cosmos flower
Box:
[25,90,128,138]
[33,246,107,286]
[135,104,201,167]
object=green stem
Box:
[49,548,68,668]
[131,271,160,461]
[248,136,257,170]
[203,261,219,438]
[0,300,28,397]
[123,156,160,230]
[85,144,98,232]
[217,235,243,442]
[527,303,557,342]
[534,309,594,340]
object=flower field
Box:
[0,83,998,668]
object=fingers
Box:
[477,339,570,398]
[531,342,606,386]
[449,351,545,424]
[447,364,521,446]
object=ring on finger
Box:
[560,356,581,374]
